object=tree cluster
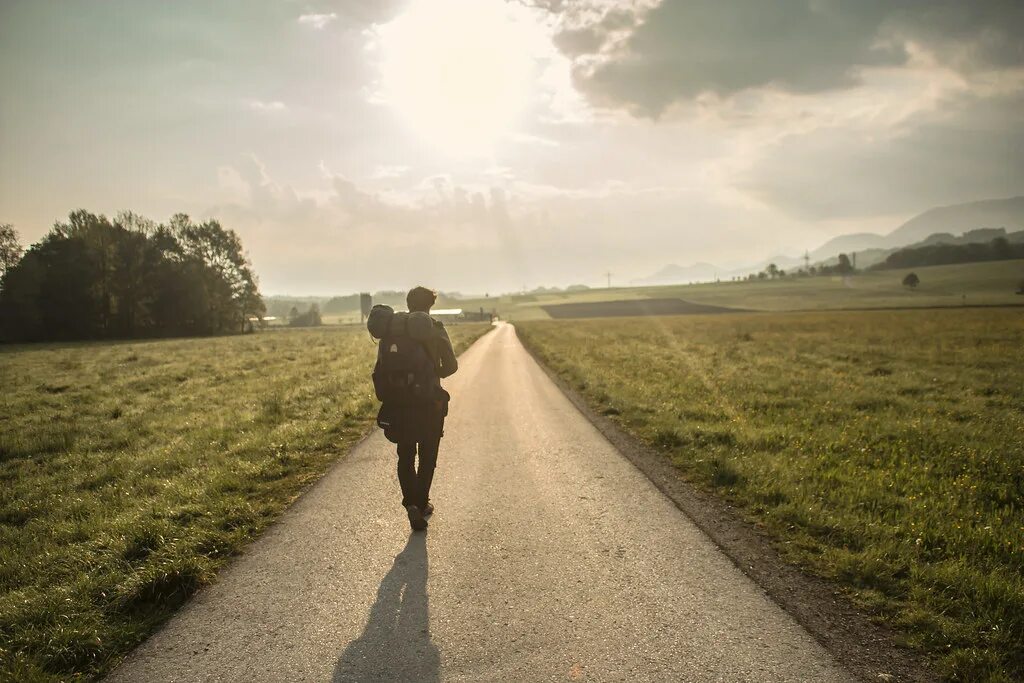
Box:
[872,237,1024,271]
[743,262,790,281]
[816,253,856,276]
[742,254,856,281]
[288,303,322,327]
[322,294,361,315]
[0,211,264,342]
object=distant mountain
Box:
[639,262,722,285]
[644,195,1024,284]
[816,228,1024,269]
[810,196,1024,262]
[885,196,1024,247]
[748,254,804,273]
[915,227,1024,247]
[809,232,887,262]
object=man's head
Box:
[407,286,437,313]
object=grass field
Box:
[0,323,490,682]
[517,309,1023,681]
[462,259,1024,320]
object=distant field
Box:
[0,324,490,682]
[463,259,1024,320]
[542,298,742,318]
[517,309,1023,681]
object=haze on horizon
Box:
[1,0,1023,296]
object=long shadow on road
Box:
[333,533,438,682]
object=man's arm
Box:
[433,321,458,378]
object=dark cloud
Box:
[888,1,1024,71]
[552,26,606,56]
[552,0,1024,116]
[738,91,1024,219]
[552,7,637,56]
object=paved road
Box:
[109,323,852,683]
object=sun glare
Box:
[376,0,541,155]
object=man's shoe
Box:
[406,505,428,531]
[423,501,434,517]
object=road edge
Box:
[514,324,935,683]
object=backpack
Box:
[367,304,394,340]
[372,335,439,405]
[368,304,447,442]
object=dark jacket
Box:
[425,318,458,379]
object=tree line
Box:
[0,211,264,343]
[737,253,856,282]
[871,237,1024,270]
[737,235,1023,284]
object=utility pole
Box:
[605,271,612,289]
[804,250,810,273]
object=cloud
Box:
[371,164,411,179]
[548,0,1024,116]
[298,0,410,27]
[7,0,1021,295]
[888,2,1024,72]
[297,13,337,29]
[738,90,1024,219]
[204,155,769,294]
[246,99,287,112]
[206,157,535,293]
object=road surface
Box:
[109,322,852,682]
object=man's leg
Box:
[415,420,443,510]
[396,441,419,508]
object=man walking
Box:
[371,286,458,531]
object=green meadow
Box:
[517,309,1024,681]
[463,259,1024,320]
[0,324,490,682]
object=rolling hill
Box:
[811,195,1024,260]
[645,195,1024,285]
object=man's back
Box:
[386,311,458,378]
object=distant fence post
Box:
[360,293,372,323]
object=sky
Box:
[1,0,1023,295]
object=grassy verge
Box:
[517,310,1023,681]
[0,323,490,682]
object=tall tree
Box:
[170,215,260,334]
[0,224,23,286]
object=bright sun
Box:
[376,0,540,155]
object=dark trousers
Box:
[397,432,441,509]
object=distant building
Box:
[430,308,494,323]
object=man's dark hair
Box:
[407,286,437,312]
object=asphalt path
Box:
[108,322,853,682]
